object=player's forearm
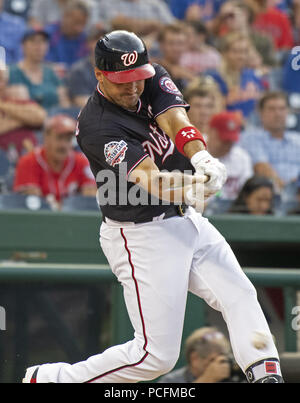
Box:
[155,171,193,203]
[156,107,206,159]
[131,168,205,205]
[182,140,206,159]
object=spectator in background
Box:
[0,0,27,65]
[0,67,46,162]
[212,0,277,68]
[95,0,175,36]
[180,21,221,74]
[45,0,90,72]
[245,0,294,52]
[14,114,96,209]
[206,111,253,200]
[8,29,70,111]
[28,0,100,30]
[158,327,242,383]
[240,91,300,192]
[28,0,70,29]
[184,88,219,135]
[156,24,195,92]
[169,0,225,25]
[205,32,265,120]
[291,0,300,45]
[65,26,104,109]
[246,42,273,90]
[228,175,275,215]
[185,75,226,115]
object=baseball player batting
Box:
[23,30,283,383]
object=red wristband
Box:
[175,126,206,156]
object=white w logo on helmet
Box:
[121,51,138,67]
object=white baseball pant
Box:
[35,208,279,383]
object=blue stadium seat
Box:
[0,193,51,211]
[61,195,99,212]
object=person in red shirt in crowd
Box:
[14,114,96,208]
[245,0,294,50]
[0,68,46,163]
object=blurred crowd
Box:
[1,0,300,215]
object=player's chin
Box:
[122,94,139,107]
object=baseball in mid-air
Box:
[251,331,270,350]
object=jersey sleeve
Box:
[148,64,189,119]
[79,132,149,179]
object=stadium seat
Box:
[0,150,11,193]
[0,193,51,211]
[286,112,300,131]
[268,66,283,91]
[203,198,233,216]
[281,181,299,202]
[276,200,300,216]
[0,149,10,178]
[61,195,99,212]
[4,0,31,18]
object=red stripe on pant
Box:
[85,228,148,383]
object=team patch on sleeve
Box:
[159,76,181,95]
[104,140,128,167]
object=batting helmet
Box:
[95,30,155,84]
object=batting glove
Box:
[190,150,227,194]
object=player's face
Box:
[96,71,145,111]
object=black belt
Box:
[103,204,186,224]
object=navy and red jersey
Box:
[76,63,194,222]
